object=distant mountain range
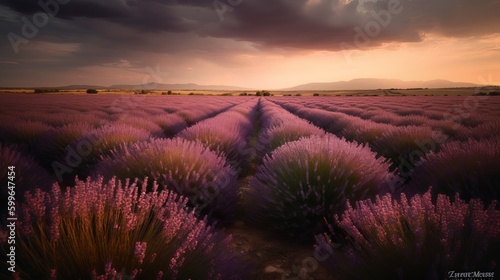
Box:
[282,79,479,91]
[44,79,482,91]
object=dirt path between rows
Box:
[222,176,333,280]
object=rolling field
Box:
[1,94,499,279]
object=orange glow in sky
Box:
[1,0,499,88]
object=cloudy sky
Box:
[0,0,499,88]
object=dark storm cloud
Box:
[0,0,499,87]
[2,0,499,52]
[0,0,128,18]
[203,0,500,50]
[0,0,197,32]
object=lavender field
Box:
[1,94,499,280]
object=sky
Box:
[0,0,499,89]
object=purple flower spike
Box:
[248,134,393,240]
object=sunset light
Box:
[1,0,499,88]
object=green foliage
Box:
[255,90,270,96]
[34,89,60,94]
[134,89,150,95]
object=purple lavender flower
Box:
[409,136,500,202]
[178,100,258,169]
[371,125,446,176]
[341,120,395,144]
[0,143,53,204]
[258,99,325,153]
[116,115,165,138]
[35,122,95,166]
[0,119,52,151]
[247,134,393,240]
[316,190,500,279]
[11,177,249,279]
[458,120,500,141]
[151,113,187,137]
[134,242,147,264]
[93,138,239,222]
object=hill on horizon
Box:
[9,79,489,91]
[282,78,480,91]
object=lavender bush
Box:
[247,135,393,240]
[179,122,248,167]
[458,121,500,141]
[0,144,52,204]
[409,136,500,202]
[86,123,152,155]
[36,112,104,128]
[258,100,325,153]
[35,122,95,167]
[260,122,325,152]
[259,101,298,128]
[294,108,352,135]
[117,115,165,138]
[175,103,233,126]
[151,114,187,137]
[370,113,400,124]
[93,138,238,222]
[56,124,154,181]
[341,121,395,145]
[1,177,248,279]
[0,119,52,151]
[394,115,430,126]
[178,102,257,169]
[428,119,467,140]
[316,190,500,279]
[371,125,446,176]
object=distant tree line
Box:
[474,91,500,96]
[162,90,181,95]
[34,89,60,93]
[255,90,271,96]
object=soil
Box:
[223,176,334,280]
[227,220,333,280]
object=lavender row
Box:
[293,96,500,121]
[247,100,395,240]
[316,190,499,279]
[0,95,249,187]
[273,96,500,140]
[272,100,442,172]
[0,95,243,129]
[270,101,437,173]
[89,100,260,222]
[178,99,260,173]
[270,97,500,202]
[1,177,249,279]
[91,137,239,223]
[256,98,325,154]
[0,95,243,142]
